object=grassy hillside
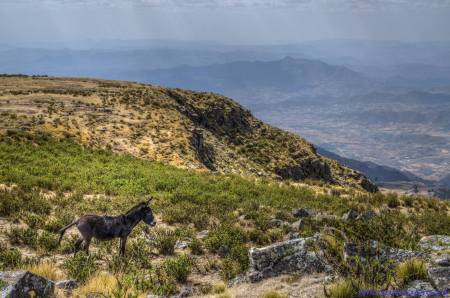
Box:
[0,133,448,296]
[0,75,375,192]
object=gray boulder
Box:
[419,235,450,252]
[402,280,436,298]
[247,236,331,282]
[356,210,376,221]
[292,208,314,218]
[427,253,450,291]
[342,209,359,221]
[0,271,54,298]
[343,241,423,263]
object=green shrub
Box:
[188,238,204,255]
[59,234,80,254]
[205,225,247,253]
[403,196,414,207]
[7,227,38,248]
[150,228,178,255]
[387,195,401,208]
[219,258,241,280]
[0,247,22,270]
[22,212,45,229]
[162,254,192,283]
[127,238,153,269]
[62,252,98,283]
[37,231,59,252]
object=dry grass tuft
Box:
[72,272,117,297]
[26,261,61,281]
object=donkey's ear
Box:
[146,196,153,205]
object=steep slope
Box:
[0,75,376,191]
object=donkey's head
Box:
[128,198,156,226]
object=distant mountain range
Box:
[132,57,374,95]
[316,147,429,184]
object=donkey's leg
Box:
[74,238,83,252]
[84,237,92,255]
[119,236,128,257]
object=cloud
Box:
[4,0,450,9]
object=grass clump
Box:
[63,252,98,283]
[72,272,117,297]
[162,254,192,283]
[325,279,359,298]
[263,290,288,298]
[7,227,38,248]
[26,261,61,280]
[0,246,22,270]
[150,228,178,255]
[395,259,428,286]
[211,282,226,294]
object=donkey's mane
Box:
[125,202,147,215]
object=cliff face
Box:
[0,75,377,192]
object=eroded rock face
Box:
[0,271,54,298]
[191,128,216,170]
[248,237,331,282]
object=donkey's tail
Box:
[58,220,78,245]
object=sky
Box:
[1,0,450,45]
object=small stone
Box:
[342,209,359,221]
[173,286,194,298]
[356,210,375,221]
[217,245,230,257]
[197,230,209,240]
[269,219,285,228]
[292,208,314,218]
[238,214,247,221]
[55,279,78,291]
[175,240,190,250]
[288,232,300,240]
[290,220,302,231]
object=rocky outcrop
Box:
[0,271,54,298]
[191,128,216,170]
[419,235,450,251]
[419,235,450,292]
[427,255,450,291]
[291,208,314,218]
[275,158,333,182]
[343,241,423,263]
[247,236,331,282]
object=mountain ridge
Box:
[0,75,377,192]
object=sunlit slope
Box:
[0,75,376,191]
